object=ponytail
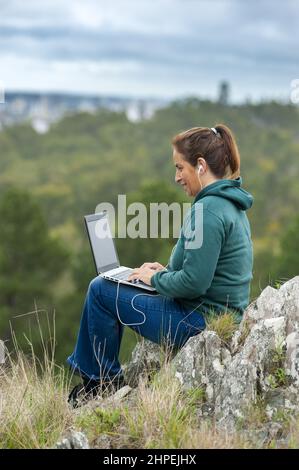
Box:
[214,124,240,179]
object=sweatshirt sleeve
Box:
[150,208,225,299]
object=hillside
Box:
[0,98,299,364]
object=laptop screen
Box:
[85,213,119,273]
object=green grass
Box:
[206,310,239,346]
[266,342,290,388]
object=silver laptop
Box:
[84,211,156,292]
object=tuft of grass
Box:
[184,386,206,407]
[267,369,289,389]
[266,342,290,388]
[0,350,72,449]
[75,407,122,444]
[237,397,268,430]
[206,311,239,346]
[272,278,289,290]
[287,416,299,448]
[0,309,73,449]
[122,366,192,448]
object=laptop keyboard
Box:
[111,268,133,281]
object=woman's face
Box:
[173,148,201,197]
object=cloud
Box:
[0,0,298,100]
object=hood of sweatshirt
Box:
[193,176,253,211]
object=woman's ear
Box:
[197,158,206,173]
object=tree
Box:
[274,214,299,281]
[252,214,299,298]
[0,188,69,350]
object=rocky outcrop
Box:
[122,339,172,387]
[172,331,231,404]
[55,430,89,449]
[126,276,299,430]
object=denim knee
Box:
[88,275,103,297]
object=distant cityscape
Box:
[0,92,168,134]
[0,82,238,133]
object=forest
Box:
[1,97,299,366]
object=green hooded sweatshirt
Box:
[150,177,253,319]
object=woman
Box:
[67,124,253,407]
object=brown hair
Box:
[172,124,240,179]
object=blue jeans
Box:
[67,276,206,381]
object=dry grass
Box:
[74,360,253,449]
[118,363,252,449]
[122,365,194,448]
[1,319,298,449]
[0,352,72,448]
[0,311,73,449]
[178,421,252,449]
[206,311,239,346]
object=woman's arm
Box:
[151,208,225,299]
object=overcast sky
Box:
[0,0,298,101]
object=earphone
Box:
[197,164,204,174]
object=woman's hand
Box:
[127,266,156,286]
[139,262,166,272]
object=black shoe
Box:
[68,375,126,408]
[82,376,101,395]
[67,383,87,408]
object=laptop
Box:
[84,211,156,292]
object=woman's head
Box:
[172,124,241,197]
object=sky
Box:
[0,0,298,102]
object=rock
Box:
[201,403,215,417]
[171,331,231,402]
[122,339,167,387]
[220,283,298,427]
[216,316,287,427]
[105,385,132,404]
[55,430,89,449]
[231,287,286,353]
[267,422,284,440]
[244,286,284,322]
[265,388,287,411]
[94,434,112,449]
[122,277,299,432]
[285,332,299,386]
[279,276,299,336]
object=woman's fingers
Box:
[139,261,164,270]
[128,268,141,281]
[128,267,154,286]
[140,262,151,269]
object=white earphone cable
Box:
[115,280,158,326]
[115,276,205,332]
